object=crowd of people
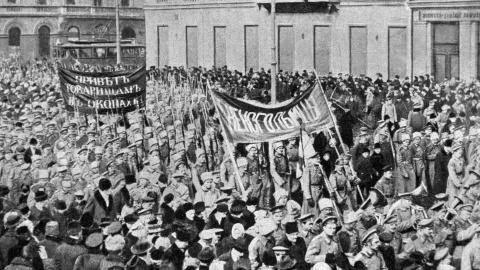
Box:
[0,58,479,270]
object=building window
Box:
[68,26,80,41]
[186,26,198,68]
[37,0,47,5]
[121,0,129,6]
[7,0,16,4]
[314,26,331,76]
[38,25,51,57]
[66,0,75,5]
[8,27,21,47]
[214,26,226,68]
[244,26,258,72]
[388,27,407,79]
[433,23,459,81]
[93,0,101,6]
[121,27,136,39]
[278,25,294,72]
[349,26,367,76]
[157,26,169,67]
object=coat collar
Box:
[94,190,113,213]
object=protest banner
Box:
[211,82,334,143]
[58,65,146,114]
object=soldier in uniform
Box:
[297,214,318,248]
[104,160,125,195]
[329,159,352,213]
[50,179,75,208]
[461,230,480,270]
[269,205,286,243]
[463,168,480,204]
[27,169,55,207]
[286,138,300,179]
[305,216,340,265]
[9,147,34,203]
[410,132,425,187]
[374,165,395,205]
[393,119,410,151]
[399,218,435,259]
[340,212,361,255]
[447,144,465,203]
[354,227,387,270]
[451,204,479,269]
[301,149,325,215]
[161,172,190,206]
[270,141,290,192]
[382,215,403,254]
[248,218,275,269]
[0,149,15,189]
[397,134,416,193]
[424,132,441,193]
[351,128,369,168]
[191,149,208,194]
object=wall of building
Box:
[144,0,409,78]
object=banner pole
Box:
[206,81,246,197]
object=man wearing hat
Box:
[194,172,220,214]
[0,211,22,268]
[397,133,416,193]
[301,145,325,215]
[451,204,478,269]
[374,165,395,205]
[383,215,403,254]
[424,132,441,192]
[100,235,126,269]
[84,178,116,222]
[191,148,208,194]
[329,159,353,212]
[339,212,361,255]
[277,221,308,269]
[433,139,453,194]
[73,232,105,269]
[305,216,339,265]
[248,218,276,269]
[351,130,369,168]
[104,159,126,194]
[446,144,465,202]
[393,118,410,151]
[39,221,62,262]
[464,168,480,204]
[270,141,290,192]
[163,229,190,269]
[161,172,190,205]
[0,149,15,187]
[53,221,87,270]
[354,228,387,270]
[297,214,317,248]
[400,218,435,260]
[218,238,250,270]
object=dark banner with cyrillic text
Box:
[58,66,146,114]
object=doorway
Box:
[433,23,459,82]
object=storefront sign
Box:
[420,10,480,21]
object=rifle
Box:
[316,161,344,226]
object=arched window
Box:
[38,25,50,57]
[121,27,135,39]
[8,27,21,46]
[68,26,80,41]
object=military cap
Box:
[270,205,286,213]
[201,172,213,182]
[215,197,229,204]
[343,212,358,224]
[195,149,206,158]
[417,218,433,228]
[322,216,338,227]
[382,165,393,172]
[171,172,184,179]
[236,157,248,167]
[379,231,393,243]
[457,204,473,212]
[361,227,378,244]
[434,247,449,261]
[220,184,234,191]
[298,213,314,222]
[272,246,289,253]
[429,202,445,212]
[106,221,122,235]
[245,144,258,152]
[199,229,215,240]
[318,198,333,211]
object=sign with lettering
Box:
[212,83,333,143]
[420,10,480,21]
[58,65,146,114]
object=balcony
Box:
[0,5,144,17]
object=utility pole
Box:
[115,0,122,65]
[270,0,277,104]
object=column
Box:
[459,21,472,79]
[426,22,432,75]
[472,22,478,79]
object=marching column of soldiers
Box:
[0,60,478,270]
